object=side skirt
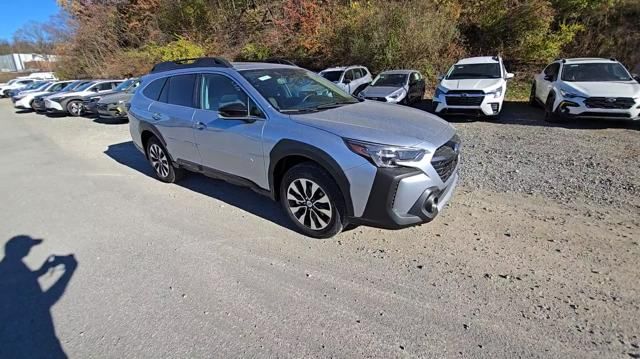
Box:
[175,159,274,199]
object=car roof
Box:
[456,56,500,65]
[562,58,617,64]
[231,62,298,71]
[320,65,366,72]
[379,70,416,75]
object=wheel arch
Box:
[138,122,169,159]
[269,140,354,218]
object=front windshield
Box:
[24,82,44,90]
[241,68,358,113]
[371,73,408,87]
[561,63,632,82]
[447,63,501,79]
[320,70,344,82]
[115,79,138,91]
[74,82,94,92]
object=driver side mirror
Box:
[218,103,256,123]
[633,73,640,82]
[506,73,515,80]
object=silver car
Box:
[359,70,426,104]
[128,58,460,238]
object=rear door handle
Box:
[195,121,207,130]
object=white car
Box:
[433,56,514,118]
[0,79,36,97]
[45,80,123,116]
[530,58,640,122]
[319,65,372,95]
[13,81,74,110]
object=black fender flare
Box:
[137,121,174,161]
[269,139,354,217]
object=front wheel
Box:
[544,94,562,123]
[66,100,83,117]
[280,163,345,238]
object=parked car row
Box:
[7,77,140,121]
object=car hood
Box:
[563,81,640,98]
[289,101,455,148]
[360,86,405,98]
[98,91,132,104]
[17,90,49,98]
[440,78,503,92]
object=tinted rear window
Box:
[142,78,167,100]
[166,75,196,107]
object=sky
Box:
[0,0,60,41]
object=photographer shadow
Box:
[0,235,78,359]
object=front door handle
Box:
[151,113,161,121]
[195,121,207,130]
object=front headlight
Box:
[488,87,503,98]
[117,100,126,104]
[387,88,407,100]
[434,87,446,98]
[345,139,426,168]
[560,89,584,99]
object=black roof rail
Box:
[609,57,617,62]
[492,55,499,61]
[150,57,232,73]
[561,58,566,63]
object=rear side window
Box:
[165,75,196,107]
[142,78,167,100]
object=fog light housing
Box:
[490,103,499,113]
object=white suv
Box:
[433,56,514,118]
[530,58,640,122]
[319,65,372,95]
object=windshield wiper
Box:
[313,101,357,110]
[280,108,319,114]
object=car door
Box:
[342,69,355,94]
[147,74,200,163]
[191,73,267,185]
[537,62,560,102]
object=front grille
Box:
[585,97,634,109]
[365,97,387,102]
[431,135,460,182]
[445,90,484,95]
[445,95,484,106]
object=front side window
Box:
[320,70,343,83]
[241,68,357,113]
[544,63,560,80]
[49,82,67,92]
[561,63,632,82]
[371,73,408,87]
[75,82,94,92]
[200,74,263,117]
[446,63,501,79]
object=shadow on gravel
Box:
[104,141,295,231]
[0,235,78,359]
[93,117,128,125]
[14,109,32,114]
[412,99,639,130]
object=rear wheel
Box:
[544,93,563,123]
[66,100,82,117]
[280,163,345,238]
[529,82,539,107]
[145,137,184,183]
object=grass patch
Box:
[506,77,532,102]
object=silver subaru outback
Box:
[128,58,460,238]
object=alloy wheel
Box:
[69,102,81,116]
[149,144,170,178]
[286,178,333,230]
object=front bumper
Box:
[351,166,459,229]
[32,99,46,112]
[555,98,640,120]
[45,99,65,113]
[97,103,128,119]
[83,101,98,114]
[433,93,502,116]
[13,97,32,109]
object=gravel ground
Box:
[0,100,639,358]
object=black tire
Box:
[529,82,539,107]
[145,137,184,183]
[544,93,562,123]
[280,162,345,238]
[66,100,83,117]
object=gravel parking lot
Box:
[1,99,638,358]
